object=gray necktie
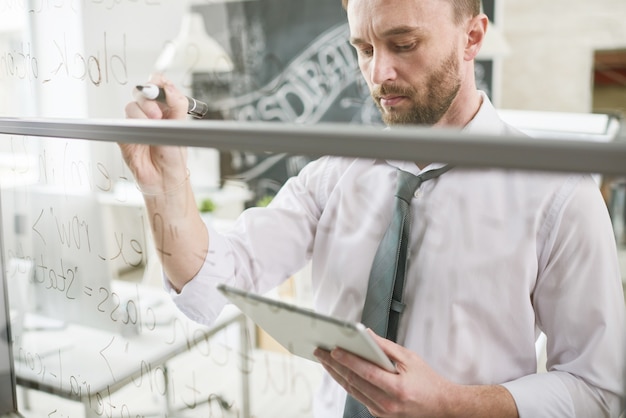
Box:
[343,165,451,418]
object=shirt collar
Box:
[463,91,507,135]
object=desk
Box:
[13,283,251,418]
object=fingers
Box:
[127,74,188,120]
[315,347,391,414]
[129,80,165,120]
[368,329,403,367]
[315,349,378,409]
[125,101,149,119]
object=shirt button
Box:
[414,190,420,198]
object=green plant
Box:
[255,195,274,207]
[198,198,216,213]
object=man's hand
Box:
[314,329,451,417]
[314,329,518,418]
[120,74,190,193]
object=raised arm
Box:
[119,74,209,292]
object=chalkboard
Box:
[188,0,381,204]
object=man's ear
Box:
[465,13,488,61]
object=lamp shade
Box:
[155,12,234,73]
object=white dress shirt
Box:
[168,93,626,417]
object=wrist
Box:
[440,383,518,418]
[437,381,461,418]
[137,169,191,196]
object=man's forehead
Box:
[347,0,447,39]
[346,0,453,18]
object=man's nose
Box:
[369,50,397,85]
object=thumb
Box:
[367,328,406,365]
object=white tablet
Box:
[217,284,396,372]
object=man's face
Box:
[347,0,465,126]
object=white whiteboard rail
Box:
[0,117,624,175]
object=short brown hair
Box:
[341,0,481,24]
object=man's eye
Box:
[358,48,373,57]
[396,43,416,51]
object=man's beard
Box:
[371,51,461,126]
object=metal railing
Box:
[0,117,624,175]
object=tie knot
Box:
[395,170,422,202]
[395,165,452,202]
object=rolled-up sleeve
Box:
[164,222,236,326]
[162,157,330,327]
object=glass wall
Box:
[0,0,624,417]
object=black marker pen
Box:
[135,83,210,119]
